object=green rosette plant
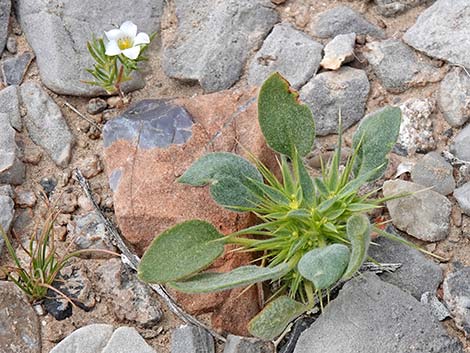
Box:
[138,72,404,340]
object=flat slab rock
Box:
[438,67,470,127]
[404,0,470,68]
[294,273,464,353]
[450,123,470,162]
[162,0,278,93]
[50,325,157,353]
[15,0,163,96]
[0,111,25,185]
[410,151,455,196]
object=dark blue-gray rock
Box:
[39,176,57,197]
[311,6,385,39]
[0,112,25,185]
[368,229,443,299]
[0,85,22,131]
[102,327,157,353]
[438,67,470,127]
[15,0,163,96]
[0,282,41,353]
[383,180,451,242]
[450,124,470,162]
[103,99,193,149]
[421,292,451,321]
[454,182,470,216]
[278,317,316,353]
[20,81,74,167]
[411,151,455,195]
[294,273,464,353]
[404,0,470,68]
[247,23,323,89]
[300,66,370,136]
[320,33,356,71]
[444,267,470,335]
[223,335,274,353]
[363,39,444,93]
[0,0,10,56]
[2,52,34,86]
[50,324,114,353]
[162,0,278,93]
[171,324,214,353]
[373,0,433,17]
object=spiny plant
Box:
[138,72,405,340]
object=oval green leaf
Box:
[298,244,350,289]
[169,263,289,293]
[258,72,315,158]
[248,295,307,340]
[342,214,371,280]
[138,220,224,283]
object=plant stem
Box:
[115,65,125,99]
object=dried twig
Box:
[64,101,103,132]
[74,169,226,342]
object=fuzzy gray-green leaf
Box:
[298,244,350,289]
[258,72,315,158]
[352,106,401,181]
[248,295,307,340]
[138,220,224,283]
[178,152,262,210]
[342,214,371,280]
[169,263,289,293]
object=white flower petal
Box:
[122,46,140,59]
[134,32,150,45]
[120,21,137,39]
[105,28,123,41]
[105,40,121,56]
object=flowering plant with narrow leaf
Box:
[85,21,155,97]
[138,72,407,340]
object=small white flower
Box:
[104,21,150,60]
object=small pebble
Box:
[40,177,57,197]
[106,96,123,108]
[59,192,77,214]
[14,188,37,208]
[88,126,101,140]
[23,147,43,165]
[6,35,17,54]
[87,98,107,115]
[78,155,102,179]
[77,195,95,212]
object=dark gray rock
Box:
[20,81,74,167]
[404,0,470,68]
[2,52,34,86]
[364,39,444,93]
[454,182,470,216]
[0,0,10,56]
[411,151,455,195]
[311,6,385,39]
[224,335,274,353]
[444,267,470,335]
[450,124,470,162]
[438,68,470,127]
[0,112,25,185]
[15,0,163,96]
[383,180,451,241]
[171,324,214,353]
[103,99,193,149]
[373,0,433,17]
[247,23,323,89]
[0,282,41,353]
[294,273,464,353]
[421,292,451,321]
[102,327,156,353]
[40,176,57,197]
[163,0,278,93]
[87,98,107,115]
[50,324,114,353]
[0,85,22,131]
[368,229,443,299]
[299,66,369,136]
[320,33,356,71]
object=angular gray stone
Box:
[248,23,323,89]
[0,0,10,56]
[0,282,41,353]
[102,327,156,353]
[404,0,470,68]
[162,0,278,93]
[368,230,443,299]
[20,81,74,167]
[450,124,470,162]
[454,182,470,216]
[224,335,274,353]
[311,6,385,39]
[383,180,452,241]
[15,0,163,96]
[2,52,34,86]
[364,39,444,93]
[411,151,455,195]
[0,85,22,131]
[444,267,470,335]
[171,324,214,353]
[103,99,194,149]
[320,33,356,71]
[438,67,470,127]
[421,292,451,321]
[50,324,114,353]
[373,0,433,17]
[0,193,13,255]
[299,66,370,136]
[0,112,25,185]
[294,274,464,353]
